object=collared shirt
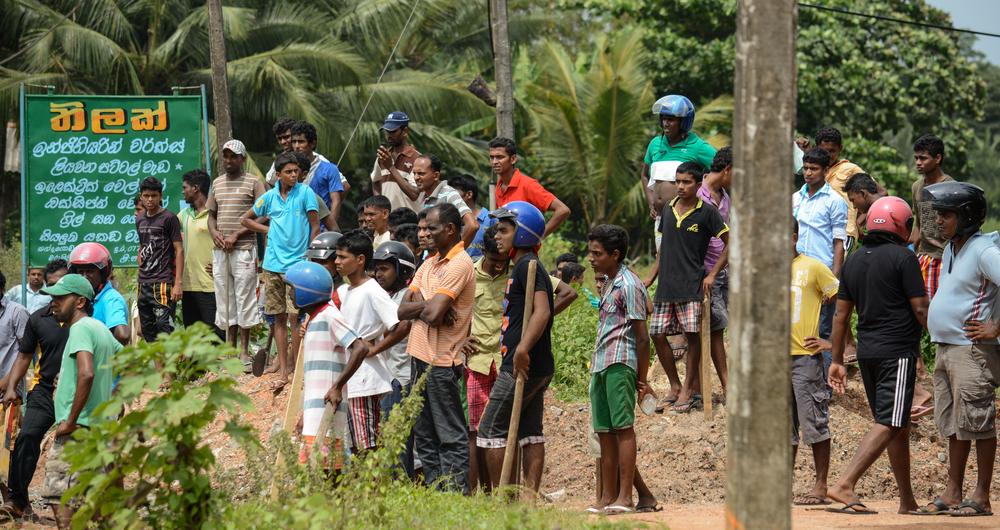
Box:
[54,317,121,426]
[495,169,556,213]
[4,285,50,314]
[20,306,68,392]
[791,255,840,355]
[93,282,128,330]
[592,265,647,373]
[643,132,717,170]
[655,197,729,303]
[824,159,865,239]
[0,301,28,378]
[302,303,359,439]
[179,207,215,292]
[406,242,475,367]
[466,207,494,260]
[418,181,472,218]
[253,182,319,273]
[369,145,422,211]
[373,230,391,248]
[928,231,1000,345]
[468,258,509,375]
[697,183,731,272]
[793,183,848,269]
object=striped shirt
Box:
[206,173,266,250]
[418,181,472,218]
[407,242,475,367]
[591,266,647,373]
[302,303,360,439]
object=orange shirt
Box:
[406,242,475,367]
[495,169,556,212]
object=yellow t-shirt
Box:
[790,254,840,355]
[179,207,215,292]
[825,159,865,240]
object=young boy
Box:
[291,121,344,230]
[242,152,320,382]
[362,195,393,247]
[335,230,409,454]
[476,201,554,496]
[789,221,839,506]
[286,261,368,471]
[650,162,729,413]
[136,176,184,342]
[918,182,999,516]
[392,223,420,263]
[827,197,926,515]
[39,274,120,528]
[586,224,652,514]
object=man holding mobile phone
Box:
[371,111,421,211]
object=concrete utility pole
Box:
[207,0,232,170]
[725,0,796,529]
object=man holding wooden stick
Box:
[477,201,554,498]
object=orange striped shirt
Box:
[406,242,475,366]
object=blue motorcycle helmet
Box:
[489,201,545,248]
[283,261,333,309]
[652,95,695,133]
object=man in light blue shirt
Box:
[922,181,1000,517]
[4,267,49,314]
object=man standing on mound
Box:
[826,197,927,515]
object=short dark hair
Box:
[913,133,945,160]
[561,262,585,283]
[555,253,578,267]
[416,154,442,172]
[139,176,163,193]
[272,117,297,137]
[393,223,419,249]
[133,195,141,207]
[182,169,210,197]
[363,195,391,213]
[429,203,463,234]
[488,137,517,156]
[843,173,878,195]
[483,224,501,255]
[293,151,311,173]
[44,258,68,281]
[814,127,842,147]
[274,152,299,173]
[388,207,418,228]
[290,121,318,144]
[676,161,706,182]
[710,146,733,173]
[802,147,831,168]
[336,229,374,265]
[588,224,629,262]
[447,174,479,203]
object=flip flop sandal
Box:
[635,504,663,513]
[604,505,633,515]
[585,506,603,514]
[671,395,703,414]
[655,395,679,413]
[908,497,954,515]
[950,499,993,517]
[825,501,877,515]
[910,404,934,419]
[793,495,831,506]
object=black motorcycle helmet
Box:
[305,231,343,261]
[921,181,987,237]
[372,240,416,278]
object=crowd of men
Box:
[0,96,998,524]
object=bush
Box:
[551,291,598,402]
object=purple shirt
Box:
[697,183,730,272]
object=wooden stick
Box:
[701,291,713,419]
[498,259,536,490]
[269,337,307,500]
[312,402,337,465]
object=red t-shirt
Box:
[494,169,555,212]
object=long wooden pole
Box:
[498,259,536,490]
[206,0,232,172]
[726,0,796,528]
[269,339,307,500]
[700,292,713,419]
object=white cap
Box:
[222,139,247,156]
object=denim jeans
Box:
[380,378,415,479]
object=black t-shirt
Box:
[655,198,728,303]
[838,235,925,359]
[19,306,69,392]
[137,208,182,283]
[500,253,555,377]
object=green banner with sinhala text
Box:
[21,93,208,267]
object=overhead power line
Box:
[799,2,1000,39]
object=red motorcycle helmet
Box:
[68,242,113,277]
[866,196,913,242]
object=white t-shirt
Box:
[386,289,411,385]
[337,279,398,398]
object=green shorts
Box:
[590,364,637,433]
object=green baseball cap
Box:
[41,273,95,300]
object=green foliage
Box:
[550,289,598,401]
[63,324,255,530]
[0,239,21,292]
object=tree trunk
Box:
[489,0,515,140]
[207,0,232,172]
[726,0,796,529]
